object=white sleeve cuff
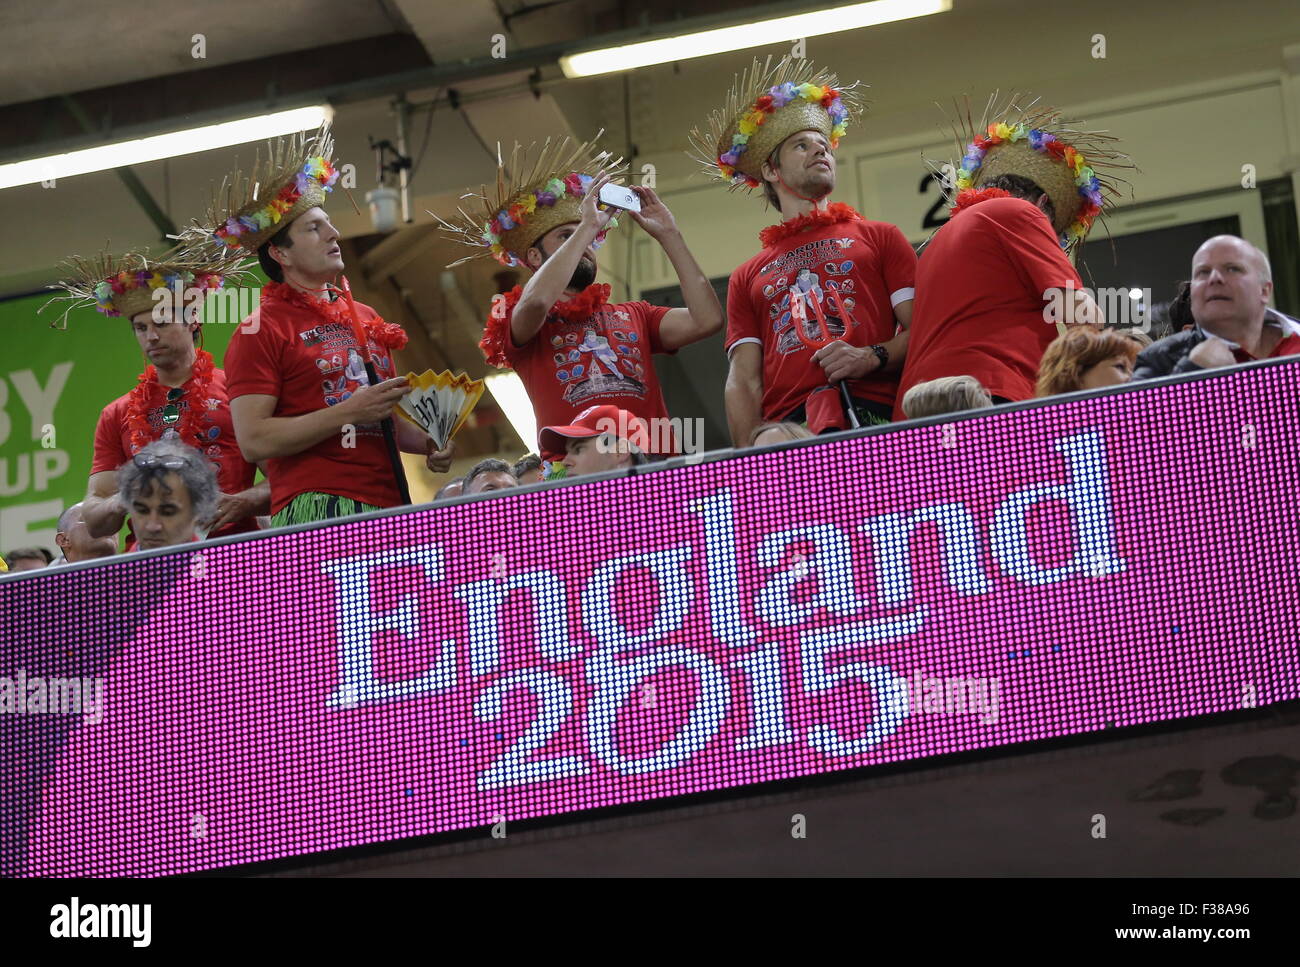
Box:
[726,337,763,356]
[889,287,915,307]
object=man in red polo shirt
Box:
[48,249,268,548]
[895,101,1127,417]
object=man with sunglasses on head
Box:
[54,250,269,551]
[116,439,221,550]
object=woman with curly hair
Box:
[1036,328,1146,397]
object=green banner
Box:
[0,277,265,556]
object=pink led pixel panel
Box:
[3,363,1297,876]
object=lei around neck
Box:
[480,283,612,368]
[126,349,216,453]
[759,201,862,248]
[262,281,408,350]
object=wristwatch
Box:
[868,344,889,369]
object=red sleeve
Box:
[635,302,672,356]
[90,399,127,475]
[988,201,1083,297]
[501,312,532,371]
[879,223,918,306]
[724,262,761,354]
[223,308,284,399]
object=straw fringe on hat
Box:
[181,124,340,254]
[929,92,1134,249]
[42,244,254,329]
[688,55,864,191]
[434,133,626,268]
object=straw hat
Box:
[436,134,625,268]
[43,244,253,328]
[185,124,340,254]
[934,93,1133,249]
[689,55,863,190]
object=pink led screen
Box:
[3,362,1297,876]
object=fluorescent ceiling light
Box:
[560,0,950,78]
[0,105,332,191]
[486,372,539,452]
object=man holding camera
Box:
[444,137,721,453]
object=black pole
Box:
[364,360,411,505]
[839,381,862,429]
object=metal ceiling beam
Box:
[1,0,827,164]
[60,95,177,242]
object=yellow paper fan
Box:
[394,369,486,449]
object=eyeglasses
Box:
[133,452,190,471]
[161,387,184,426]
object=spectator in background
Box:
[1036,329,1144,397]
[895,97,1126,417]
[51,503,118,566]
[901,376,994,419]
[541,405,649,478]
[3,548,51,572]
[463,460,520,495]
[1167,281,1194,333]
[748,421,815,448]
[117,439,219,550]
[512,454,544,484]
[1134,236,1300,379]
[433,478,465,501]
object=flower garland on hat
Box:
[435,134,626,270]
[213,156,339,248]
[719,83,851,189]
[481,173,618,268]
[93,270,225,316]
[124,349,217,453]
[480,283,611,368]
[45,246,254,330]
[955,122,1106,245]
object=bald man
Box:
[1135,235,1300,378]
[52,503,118,566]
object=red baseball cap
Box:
[539,404,649,455]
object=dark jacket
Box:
[1133,329,1207,380]
[1134,308,1300,380]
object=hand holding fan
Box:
[394,369,486,450]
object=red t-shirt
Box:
[895,196,1083,416]
[223,283,406,515]
[485,285,673,438]
[92,368,258,541]
[726,207,916,419]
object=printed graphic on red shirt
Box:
[223,284,406,515]
[759,239,864,354]
[502,298,672,435]
[727,217,916,420]
[544,307,652,407]
[297,321,395,436]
